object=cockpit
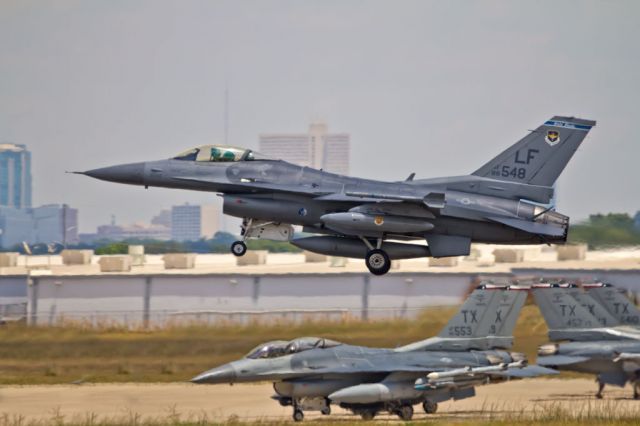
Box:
[172,145,271,162]
[244,337,342,360]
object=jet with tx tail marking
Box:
[77,116,595,275]
[191,285,556,421]
[533,283,640,399]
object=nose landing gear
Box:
[230,241,247,257]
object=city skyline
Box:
[259,121,350,175]
[2,1,639,232]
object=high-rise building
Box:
[171,204,220,241]
[0,144,32,208]
[259,122,350,175]
[0,204,78,249]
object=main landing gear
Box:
[423,399,438,414]
[395,404,414,421]
[361,237,391,275]
[231,219,252,257]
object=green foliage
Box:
[94,242,128,255]
[569,212,640,249]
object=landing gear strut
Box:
[596,378,605,399]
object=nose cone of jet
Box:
[190,364,237,384]
[83,162,146,185]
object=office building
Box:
[171,204,220,241]
[0,143,32,208]
[259,122,350,175]
[0,204,78,249]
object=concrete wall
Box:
[5,267,640,327]
[21,272,495,326]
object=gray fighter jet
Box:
[533,283,640,399]
[191,285,556,421]
[78,116,595,275]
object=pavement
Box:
[0,379,639,422]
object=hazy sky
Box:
[1,0,639,232]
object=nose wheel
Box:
[365,249,391,275]
[231,241,247,257]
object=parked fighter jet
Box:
[78,116,595,274]
[533,283,640,399]
[191,285,555,421]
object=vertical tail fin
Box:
[566,286,619,327]
[397,285,527,352]
[437,285,527,341]
[585,283,640,326]
[532,284,602,341]
[472,116,595,187]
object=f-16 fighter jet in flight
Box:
[78,116,594,275]
[191,285,555,421]
[533,283,640,399]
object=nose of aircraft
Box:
[83,162,146,185]
[190,364,237,384]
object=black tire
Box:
[365,249,391,275]
[423,400,438,414]
[321,398,331,415]
[293,409,304,422]
[231,241,247,257]
[360,410,376,420]
[397,404,413,421]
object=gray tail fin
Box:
[472,116,595,187]
[397,285,527,352]
[436,284,527,348]
[566,285,620,327]
[532,284,601,340]
[585,283,640,326]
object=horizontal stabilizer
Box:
[537,355,589,366]
[488,216,565,237]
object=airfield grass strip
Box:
[0,304,581,384]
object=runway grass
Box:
[0,303,558,384]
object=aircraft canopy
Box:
[173,145,271,162]
[245,337,342,359]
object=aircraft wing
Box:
[536,355,590,366]
[487,216,566,237]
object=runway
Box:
[0,379,638,422]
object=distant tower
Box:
[224,83,229,145]
[0,143,32,208]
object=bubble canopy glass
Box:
[172,145,271,162]
[244,337,342,359]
